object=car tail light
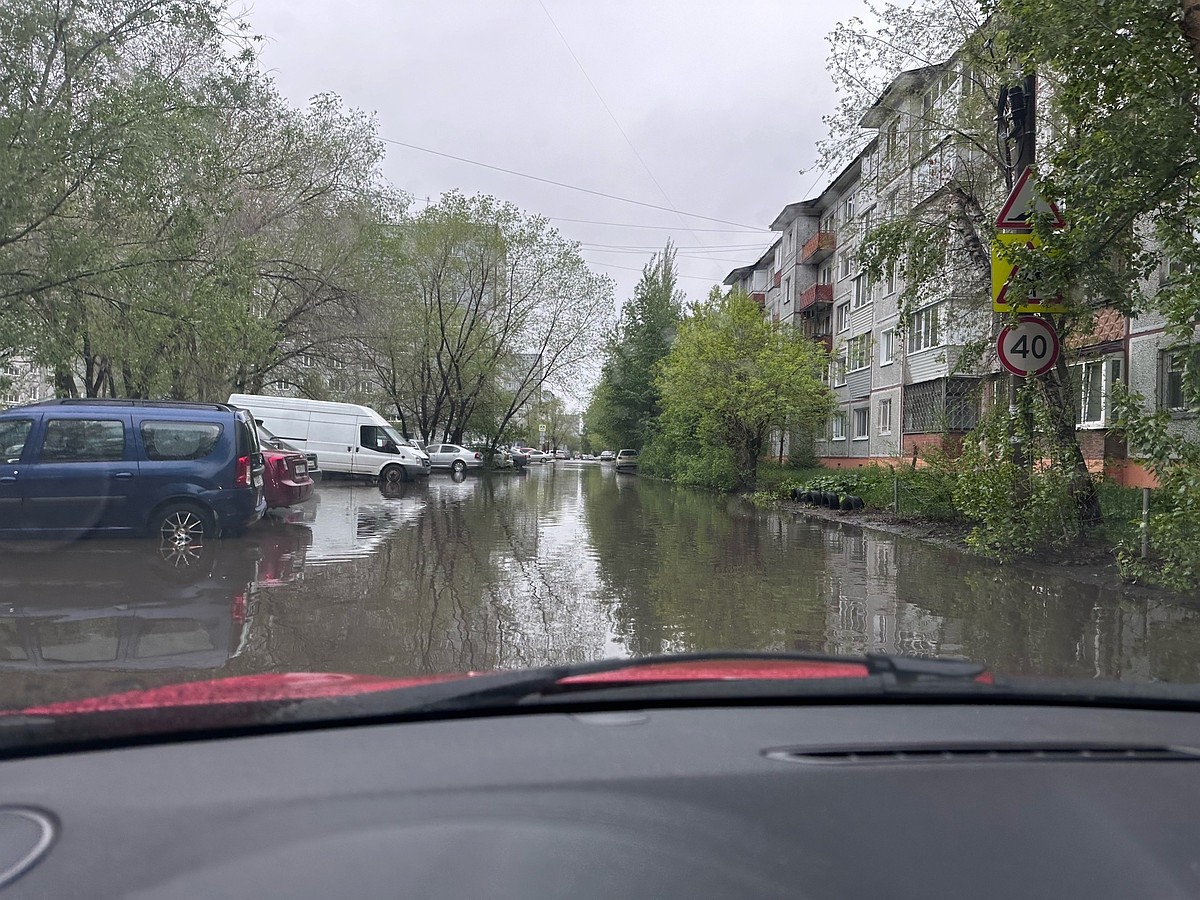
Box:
[235,455,251,487]
[474,452,480,459]
[275,457,289,480]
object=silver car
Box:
[424,443,483,474]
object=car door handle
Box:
[0,475,15,484]
[114,472,134,481]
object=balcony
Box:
[797,283,833,313]
[750,291,766,306]
[801,231,837,265]
[773,271,782,288]
[808,333,833,353]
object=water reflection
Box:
[2,467,1200,709]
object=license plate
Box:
[253,474,263,488]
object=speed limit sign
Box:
[997,315,1060,377]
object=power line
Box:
[579,240,771,251]
[535,0,705,248]
[380,136,764,229]
[550,216,770,233]
[585,258,723,283]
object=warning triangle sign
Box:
[995,168,1066,230]
[994,244,1067,313]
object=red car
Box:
[261,448,314,509]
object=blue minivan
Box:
[0,399,266,545]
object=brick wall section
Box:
[1067,307,1125,350]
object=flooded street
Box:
[1,462,1199,708]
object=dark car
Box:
[0,399,266,545]
[261,448,315,509]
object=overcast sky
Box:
[239,0,863,308]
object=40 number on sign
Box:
[997,315,1060,377]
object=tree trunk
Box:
[52,367,77,398]
[1044,356,1103,530]
[1182,0,1200,71]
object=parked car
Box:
[489,448,513,469]
[615,449,639,472]
[0,399,266,543]
[554,449,569,460]
[519,447,547,463]
[599,450,615,462]
[424,443,483,474]
[227,395,430,484]
[261,447,314,509]
[256,421,320,482]
[508,448,529,468]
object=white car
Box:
[424,443,483,474]
[599,450,615,462]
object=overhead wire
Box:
[534,0,707,249]
[380,137,763,230]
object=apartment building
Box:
[726,54,1197,479]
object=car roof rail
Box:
[32,398,234,412]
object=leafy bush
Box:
[954,404,1082,558]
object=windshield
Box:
[2,0,1200,733]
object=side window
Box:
[0,419,33,464]
[40,419,126,462]
[141,421,222,461]
[360,425,398,453]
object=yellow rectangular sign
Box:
[991,232,1068,314]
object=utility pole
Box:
[1000,74,1037,479]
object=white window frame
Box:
[880,329,895,366]
[832,351,847,387]
[831,413,847,441]
[907,303,943,354]
[783,275,791,305]
[878,398,893,435]
[852,274,870,309]
[848,335,871,372]
[838,251,852,280]
[852,407,870,441]
[819,264,833,284]
[886,260,897,295]
[836,302,850,334]
[1074,356,1124,427]
[842,194,855,222]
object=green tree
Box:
[361,192,612,445]
[646,289,833,491]
[585,243,683,450]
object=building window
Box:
[853,407,870,440]
[886,260,897,295]
[831,413,847,441]
[885,119,900,159]
[836,302,850,333]
[783,276,791,305]
[852,274,870,309]
[908,303,943,353]
[819,264,833,285]
[880,329,895,366]
[842,194,855,222]
[832,352,847,387]
[1161,347,1198,413]
[785,228,794,258]
[820,212,835,233]
[878,398,893,434]
[838,251,852,280]
[848,335,871,372]
[1073,357,1123,426]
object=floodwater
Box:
[1,461,1199,708]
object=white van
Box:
[227,395,430,483]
